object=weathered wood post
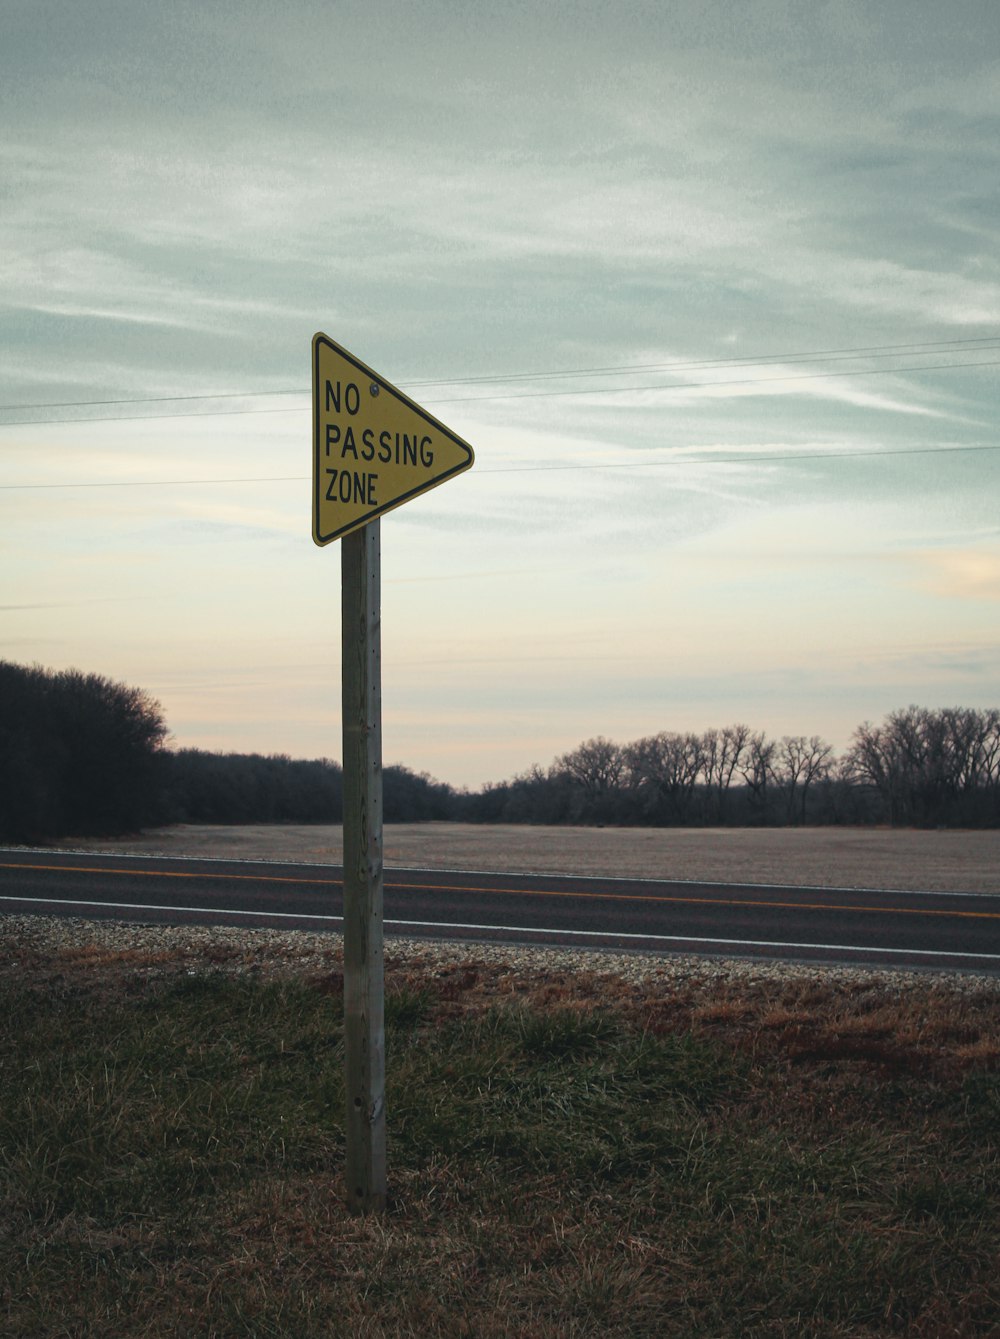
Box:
[341,519,386,1213]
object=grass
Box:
[1,948,998,1337]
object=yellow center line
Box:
[0,860,332,886]
[392,879,1000,921]
[2,860,998,921]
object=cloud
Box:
[912,543,1000,600]
[2,0,998,786]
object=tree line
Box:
[0,660,168,841]
[464,708,1000,828]
[1,659,997,840]
[165,750,454,826]
[0,661,452,842]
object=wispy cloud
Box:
[2,0,998,784]
[911,543,1000,600]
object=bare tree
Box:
[846,706,1000,825]
[702,724,751,822]
[624,731,705,823]
[738,730,777,822]
[556,736,625,796]
[843,719,896,820]
[776,735,833,825]
[981,710,1000,794]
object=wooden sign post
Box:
[341,520,386,1213]
[312,332,474,1214]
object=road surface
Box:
[2,848,999,973]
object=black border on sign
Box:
[312,332,475,546]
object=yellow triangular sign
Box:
[312,333,475,546]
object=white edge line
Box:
[2,895,999,962]
[1,847,997,900]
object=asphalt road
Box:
[2,848,999,973]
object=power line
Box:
[488,441,1000,474]
[2,441,997,491]
[430,358,1000,405]
[1,355,999,428]
[0,388,306,412]
[0,405,304,428]
[405,335,1000,387]
[0,474,308,490]
[1,334,998,420]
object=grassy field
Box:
[55,821,1000,893]
[2,938,999,1337]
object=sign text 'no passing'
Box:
[312,333,475,545]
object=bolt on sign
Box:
[312,332,475,546]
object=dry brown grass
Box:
[7,821,1000,1333]
[51,821,1000,893]
[3,914,999,1337]
[11,923,997,1082]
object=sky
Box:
[2,0,999,789]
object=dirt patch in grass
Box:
[48,821,1000,893]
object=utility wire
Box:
[405,335,1000,387]
[1,334,998,416]
[2,441,998,491]
[487,441,1000,475]
[1,355,999,428]
[430,357,1000,404]
[0,389,306,412]
[0,406,309,427]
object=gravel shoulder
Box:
[6,823,1000,994]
